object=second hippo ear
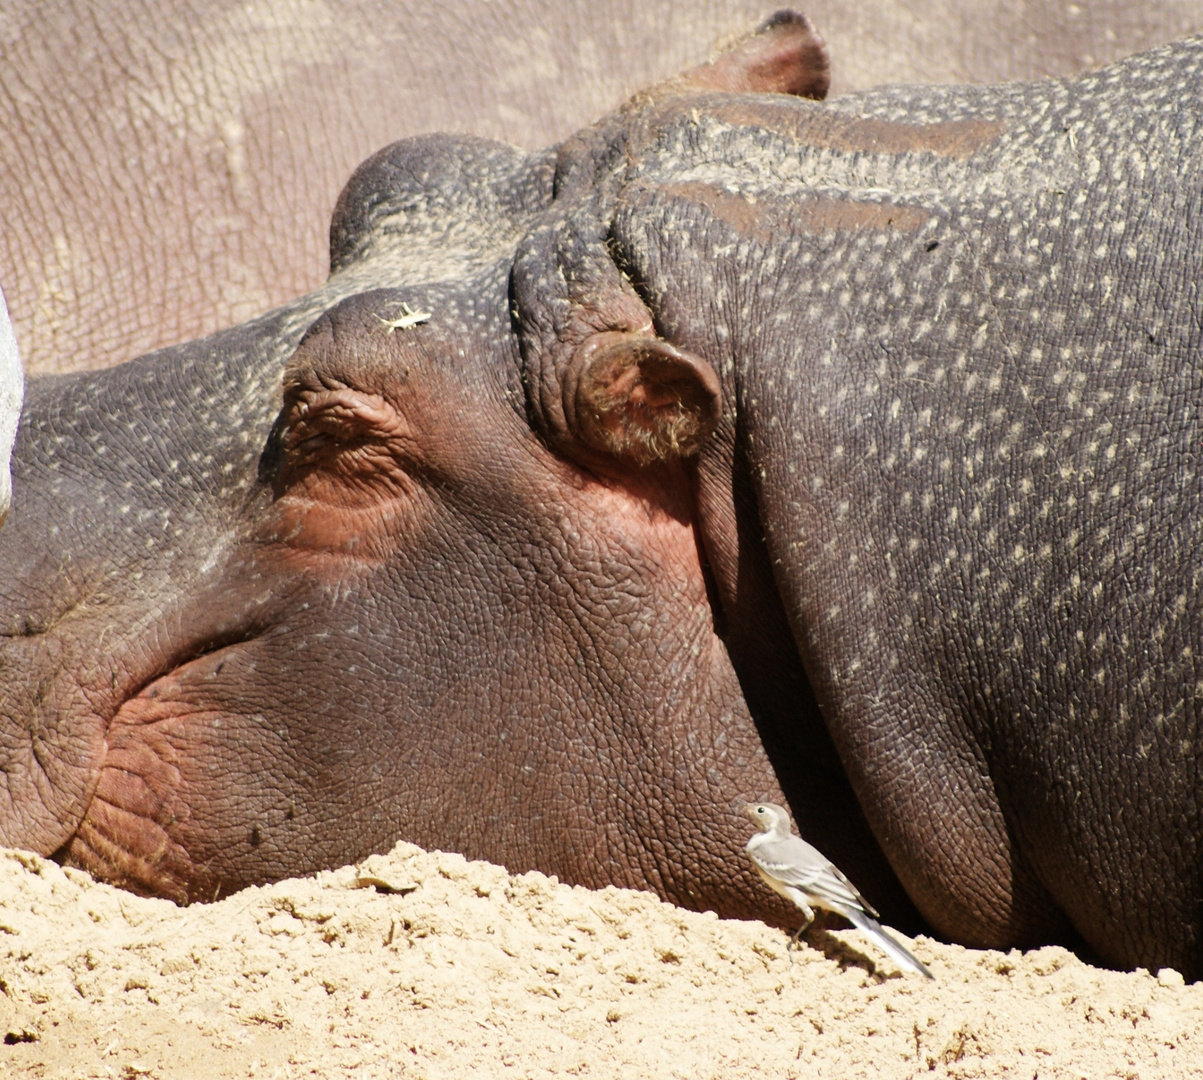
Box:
[561,332,721,465]
[676,10,830,100]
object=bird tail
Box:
[841,907,936,980]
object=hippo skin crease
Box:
[0,15,1200,979]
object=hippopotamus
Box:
[3,0,1199,375]
[2,13,1201,979]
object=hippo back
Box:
[509,35,1203,972]
[685,41,1203,970]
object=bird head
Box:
[743,802,789,833]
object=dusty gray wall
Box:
[2,0,1201,373]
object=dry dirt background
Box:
[2,843,1200,1079]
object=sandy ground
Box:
[1,843,1200,1079]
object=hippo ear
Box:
[674,10,830,100]
[561,331,721,465]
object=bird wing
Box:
[749,834,880,918]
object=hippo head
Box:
[0,170,763,913]
[0,15,901,924]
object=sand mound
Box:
[1,844,1199,1078]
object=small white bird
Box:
[744,802,935,979]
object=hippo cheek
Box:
[60,640,298,903]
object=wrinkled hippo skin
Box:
[3,0,1201,375]
[2,14,1202,979]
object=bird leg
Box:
[787,904,816,951]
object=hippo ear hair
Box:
[562,332,721,465]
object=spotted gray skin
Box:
[514,37,1203,975]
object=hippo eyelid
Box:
[293,432,332,454]
[283,387,415,450]
[272,385,424,508]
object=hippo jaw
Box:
[0,521,300,899]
